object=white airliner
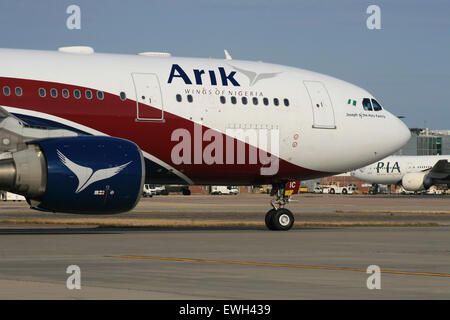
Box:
[0,47,410,230]
[351,155,450,191]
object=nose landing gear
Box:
[265,183,295,231]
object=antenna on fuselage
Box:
[58,46,94,54]
[224,49,232,60]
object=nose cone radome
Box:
[350,168,365,180]
[392,116,411,152]
[356,111,410,167]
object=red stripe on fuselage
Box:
[0,76,329,184]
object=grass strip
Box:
[0,218,440,228]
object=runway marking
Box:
[110,255,450,278]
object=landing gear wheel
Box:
[265,209,277,230]
[270,208,294,231]
[265,183,296,231]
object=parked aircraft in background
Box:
[351,155,450,192]
[0,47,410,230]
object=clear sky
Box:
[0,0,449,129]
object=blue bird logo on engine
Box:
[57,150,132,193]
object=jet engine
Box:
[401,172,433,191]
[0,136,145,214]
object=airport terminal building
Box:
[396,128,450,156]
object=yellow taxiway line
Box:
[110,255,450,278]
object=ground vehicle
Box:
[211,186,239,195]
[298,187,309,193]
[426,186,443,195]
[0,192,26,201]
[313,186,323,193]
[142,184,166,197]
[399,187,415,195]
[142,184,155,197]
[347,184,359,194]
[321,184,354,194]
[159,185,191,195]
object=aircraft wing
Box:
[0,105,23,121]
[0,105,78,154]
[0,106,10,119]
[427,160,450,180]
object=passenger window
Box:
[120,91,127,101]
[187,94,193,103]
[252,97,258,105]
[362,98,373,111]
[97,91,104,100]
[85,90,92,99]
[51,88,58,98]
[39,88,46,98]
[284,98,289,107]
[3,86,10,96]
[371,99,383,111]
[62,89,70,99]
[231,96,237,104]
[176,94,182,102]
[263,97,269,106]
[220,96,226,104]
[74,89,81,99]
[15,87,23,96]
[273,98,279,106]
[242,97,248,105]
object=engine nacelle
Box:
[0,136,145,214]
[401,172,433,191]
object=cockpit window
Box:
[362,98,373,111]
[371,99,383,111]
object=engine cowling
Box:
[401,172,433,191]
[0,136,145,214]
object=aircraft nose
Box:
[391,116,411,151]
[350,167,364,178]
[367,111,411,161]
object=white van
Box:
[1,192,26,201]
[211,186,239,195]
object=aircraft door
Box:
[304,81,336,129]
[132,73,164,122]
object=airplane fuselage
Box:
[351,155,450,185]
[0,48,410,186]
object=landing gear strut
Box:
[265,183,295,231]
[368,183,378,195]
